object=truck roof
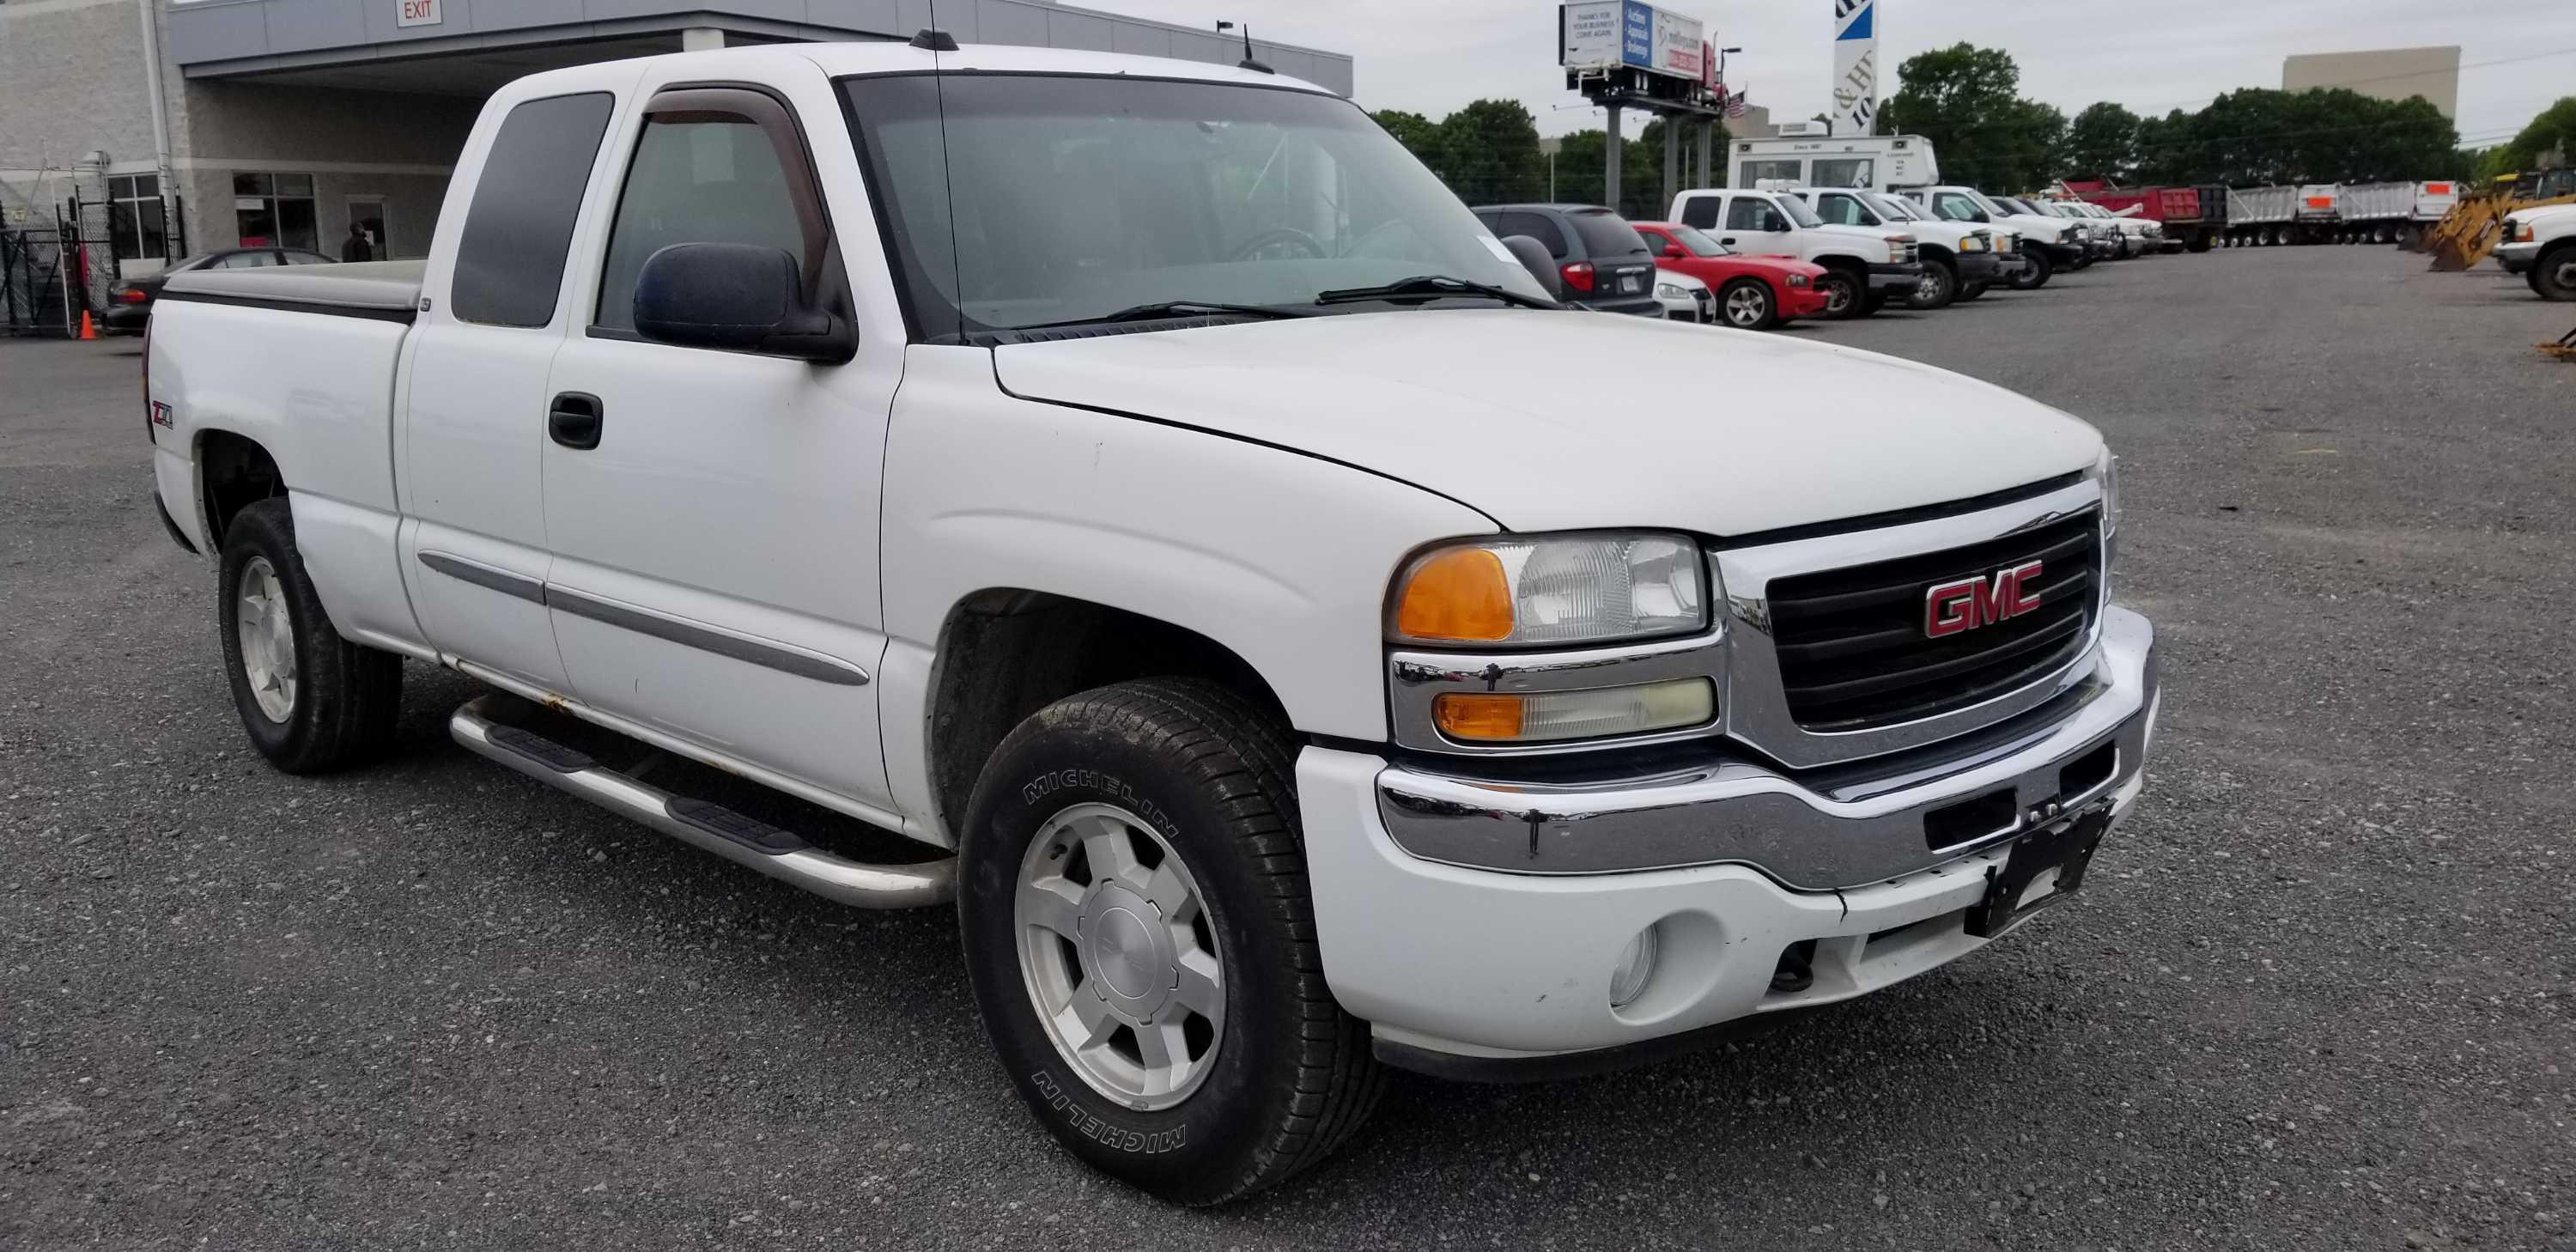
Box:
[504,39,1337,99]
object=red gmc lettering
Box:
[1925,560,2044,637]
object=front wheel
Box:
[217,498,403,773]
[2009,248,2052,290]
[1957,279,1989,301]
[2534,246,2576,301]
[1717,277,1779,330]
[1815,268,1863,319]
[1905,259,1957,311]
[958,678,1382,1205]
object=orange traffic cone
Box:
[78,310,97,341]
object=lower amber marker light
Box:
[1432,679,1715,745]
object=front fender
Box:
[878,344,1496,745]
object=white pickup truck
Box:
[1667,186,1926,319]
[2497,202,2576,300]
[144,40,2159,1204]
[1901,185,2095,286]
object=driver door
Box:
[536,67,905,812]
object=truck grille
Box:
[1766,508,2102,732]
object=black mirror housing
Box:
[1498,234,1563,301]
[632,242,855,363]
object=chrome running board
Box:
[449,695,954,909]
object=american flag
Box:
[1724,88,1750,119]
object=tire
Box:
[2188,234,2213,254]
[1905,258,1957,311]
[1857,289,1888,316]
[1815,268,1863,319]
[2533,246,2576,302]
[2009,247,2051,290]
[1957,280,1989,301]
[1716,277,1779,330]
[957,678,1383,1206]
[2069,246,2094,270]
[217,498,403,773]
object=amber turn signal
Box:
[1431,693,1528,741]
[1394,547,1513,642]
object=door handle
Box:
[549,392,603,450]
[1720,236,1737,246]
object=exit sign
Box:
[398,0,442,27]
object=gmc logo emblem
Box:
[1925,560,2044,637]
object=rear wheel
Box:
[959,678,1382,1205]
[1815,268,1863,319]
[2187,234,2214,254]
[1905,258,1957,311]
[217,498,403,773]
[1717,277,1779,330]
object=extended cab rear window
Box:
[1566,210,1649,258]
[452,92,615,328]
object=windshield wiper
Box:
[1012,300,1314,332]
[1311,275,1558,311]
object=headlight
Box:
[2090,447,2121,537]
[1390,532,1708,647]
[1656,283,1688,300]
[1787,273,1810,288]
[1963,234,1988,252]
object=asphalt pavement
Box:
[3,246,2570,1250]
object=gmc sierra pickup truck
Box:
[144,40,2159,1204]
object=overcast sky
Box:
[1071,0,2576,147]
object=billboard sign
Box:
[1832,0,1880,135]
[1561,2,1705,82]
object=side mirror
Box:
[1498,235,1563,301]
[633,242,855,363]
[1662,243,1688,259]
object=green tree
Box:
[2485,96,2576,174]
[2058,102,2142,183]
[1880,44,2065,191]
[2132,88,2460,186]
[1370,109,1443,167]
[1432,99,1546,205]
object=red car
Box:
[1631,222,1832,331]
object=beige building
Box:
[2282,46,2461,119]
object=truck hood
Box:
[992,310,2102,537]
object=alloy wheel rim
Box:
[235,556,297,721]
[1016,802,1224,1111]
[1726,286,1768,325]
[2551,258,2576,291]
[1823,277,1853,315]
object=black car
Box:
[104,246,337,332]
[1469,204,1664,317]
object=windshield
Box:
[1864,192,1921,222]
[1962,189,2010,217]
[839,74,1546,338]
[1776,194,1826,228]
[1656,224,1729,256]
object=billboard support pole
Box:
[1662,119,1680,216]
[1605,103,1623,210]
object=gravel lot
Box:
[3,246,2570,1250]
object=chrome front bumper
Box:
[2497,241,2539,274]
[1376,606,2157,890]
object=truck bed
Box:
[150,259,424,659]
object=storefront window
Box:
[107,173,169,260]
[234,173,319,251]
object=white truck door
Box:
[537,73,899,811]
[1718,193,1795,252]
[400,88,622,693]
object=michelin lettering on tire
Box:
[1018,769,1176,837]
[1030,1070,1189,1153]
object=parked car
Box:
[1788,187,2019,309]
[1469,203,1663,317]
[1899,185,2089,286]
[1651,268,1716,324]
[2498,203,2576,300]
[1630,221,1828,329]
[144,40,2158,1205]
[103,246,337,332]
[2010,198,2123,260]
[1666,186,1924,318]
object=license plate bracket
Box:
[1964,805,2112,938]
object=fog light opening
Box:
[1608,924,1661,1010]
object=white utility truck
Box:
[143,40,2159,1204]
[1900,185,2095,286]
[1789,185,2021,307]
[1665,186,1926,317]
[2498,202,2576,300]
